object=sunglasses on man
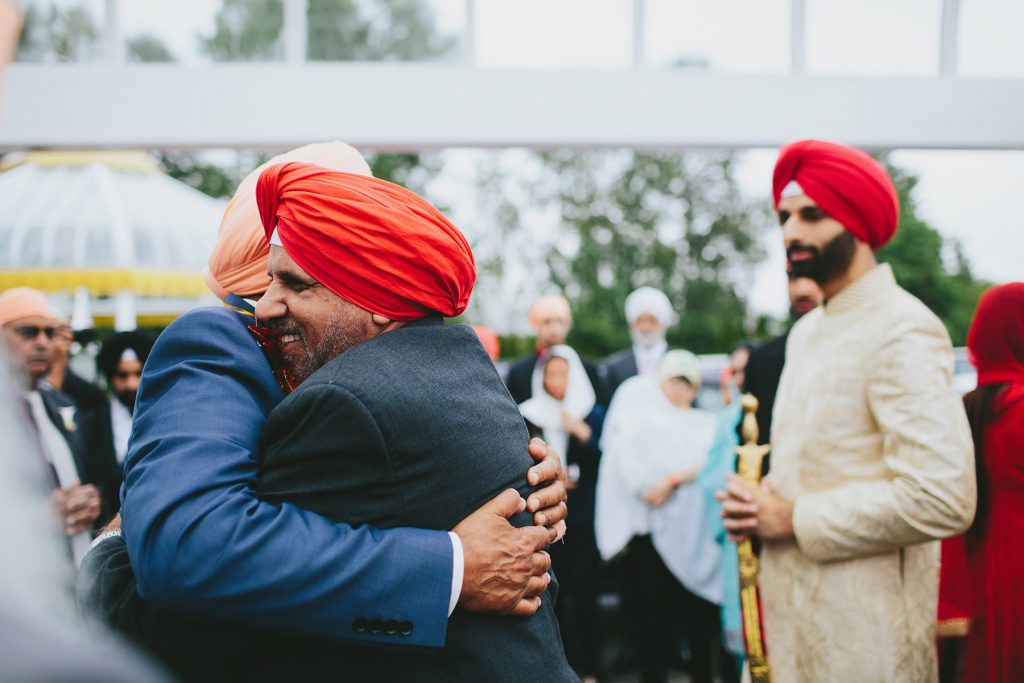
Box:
[14,325,58,341]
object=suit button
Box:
[385,620,399,635]
[369,618,383,634]
[399,620,413,636]
[352,618,367,633]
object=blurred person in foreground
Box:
[228,161,574,680]
[519,344,605,681]
[955,283,1024,683]
[602,286,673,400]
[742,273,823,448]
[0,343,169,682]
[1,287,106,566]
[79,143,568,679]
[718,139,975,682]
[597,350,721,683]
[505,293,605,405]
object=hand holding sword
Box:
[713,394,795,683]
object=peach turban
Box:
[203,141,372,301]
[527,295,572,330]
[0,287,59,326]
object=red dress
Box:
[937,532,972,638]
[963,384,1024,682]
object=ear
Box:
[371,313,393,327]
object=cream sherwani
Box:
[762,264,975,683]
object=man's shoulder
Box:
[301,321,484,396]
[749,333,788,364]
[507,353,536,375]
[154,306,252,352]
[603,348,634,369]
[883,285,948,331]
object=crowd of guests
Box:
[0,138,1020,683]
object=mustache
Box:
[259,322,302,337]
[787,244,821,261]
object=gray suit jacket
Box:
[257,316,576,682]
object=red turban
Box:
[772,139,899,250]
[967,282,1024,386]
[257,162,475,321]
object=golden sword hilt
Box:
[734,393,772,683]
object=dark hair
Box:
[97,331,156,381]
[963,383,1007,535]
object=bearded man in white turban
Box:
[602,287,674,400]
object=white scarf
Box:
[518,345,596,462]
[595,375,721,603]
[24,391,91,567]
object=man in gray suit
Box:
[223,162,575,681]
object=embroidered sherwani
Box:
[762,264,976,683]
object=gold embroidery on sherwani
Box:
[762,264,975,683]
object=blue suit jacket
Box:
[120,297,453,648]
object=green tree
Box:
[876,161,988,345]
[127,34,176,62]
[202,0,285,61]
[307,0,455,62]
[17,4,100,62]
[536,151,769,356]
[195,0,457,189]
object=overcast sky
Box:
[51,0,1024,319]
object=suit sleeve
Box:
[258,381,453,648]
[791,319,976,563]
[120,310,453,647]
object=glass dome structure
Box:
[0,151,225,327]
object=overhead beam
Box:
[3,64,1024,151]
[939,0,961,76]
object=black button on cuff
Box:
[352,617,367,633]
[369,618,383,634]
[385,620,399,635]
[398,620,413,636]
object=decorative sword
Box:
[734,393,772,683]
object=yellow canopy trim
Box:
[0,269,209,297]
[0,150,160,174]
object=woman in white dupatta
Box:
[518,345,604,681]
[596,350,720,683]
[517,345,596,466]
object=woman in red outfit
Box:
[962,282,1024,683]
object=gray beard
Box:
[290,316,368,384]
[631,330,663,350]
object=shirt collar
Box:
[824,263,897,316]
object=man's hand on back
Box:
[454,489,554,616]
[524,437,568,530]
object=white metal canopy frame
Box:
[2,0,1023,152]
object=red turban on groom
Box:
[257,162,476,321]
[772,139,900,251]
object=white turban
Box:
[625,287,674,327]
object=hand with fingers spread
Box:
[453,488,555,616]
[715,473,794,543]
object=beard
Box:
[115,389,137,413]
[286,315,369,385]
[787,230,857,285]
[631,329,663,349]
